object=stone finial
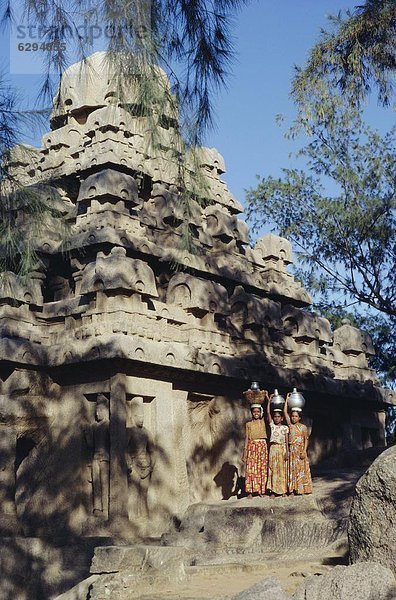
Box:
[149,185,202,229]
[79,251,158,297]
[282,305,332,344]
[203,207,249,246]
[333,324,375,356]
[166,273,228,314]
[0,271,44,307]
[192,147,226,174]
[229,286,282,330]
[254,234,293,266]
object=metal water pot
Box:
[270,388,285,410]
[288,387,306,411]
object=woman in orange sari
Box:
[242,403,268,497]
[283,396,312,495]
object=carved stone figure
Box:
[84,394,110,519]
[126,397,154,521]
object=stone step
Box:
[162,495,347,563]
[90,544,186,577]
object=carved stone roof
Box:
[1,52,391,406]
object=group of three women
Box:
[242,391,312,497]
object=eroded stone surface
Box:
[162,493,347,564]
[90,545,185,578]
[292,561,396,600]
[348,445,396,574]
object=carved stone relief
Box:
[126,396,155,525]
[84,394,110,520]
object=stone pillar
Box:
[151,385,190,525]
[109,374,129,524]
[377,411,386,446]
[169,389,190,514]
[123,377,190,534]
[341,408,354,451]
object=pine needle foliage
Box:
[292,0,396,118]
[0,74,66,277]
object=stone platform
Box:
[160,466,362,565]
[162,496,345,564]
[54,468,362,600]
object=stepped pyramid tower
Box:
[0,53,392,543]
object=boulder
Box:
[232,576,289,600]
[348,445,396,574]
[292,561,396,600]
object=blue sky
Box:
[204,0,394,206]
[0,0,393,210]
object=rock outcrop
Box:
[292,562,396,600]
[1,52,390,543]
[234,562,396,600]
[348,445,396,575]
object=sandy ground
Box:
[135,553,347,599]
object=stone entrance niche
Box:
[0,51,394,546]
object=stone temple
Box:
[0,53,394,598]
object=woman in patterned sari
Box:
[242,403,268,497]
[266,397,289,497]
[283,396,312,495]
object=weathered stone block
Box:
[282,305,332,344]
[167,273,228,314]
[90,544,185,576]
[253,233,293,265]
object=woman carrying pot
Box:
[283,394,312,495]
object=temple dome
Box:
[51,51,174,128]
